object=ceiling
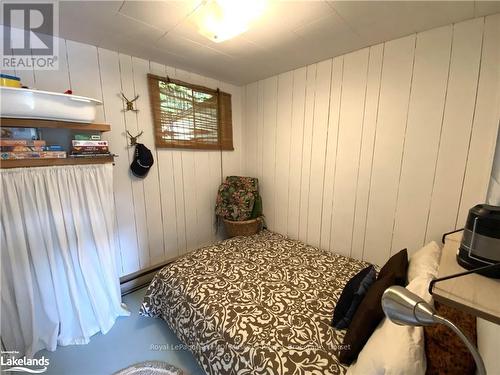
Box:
[53,1,500,85]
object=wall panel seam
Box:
[297,69,309,237]
[149,61,168,260]
[328,57,345,251]
[118,53,142,268]
[361,44,385,261]
[423,26,455,245]
[273,76,280,229]
[131,57,152,265]
[285,72,296,234]
[97,47,124,273]
[389,34,418,256]
[306,65,318,243]
[455,16,486,229]
[318,59,335,248]
[350,50,371,257]
[65,39,73,91]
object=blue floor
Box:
[35,287,205,375]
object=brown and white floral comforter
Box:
[140,231,368,375]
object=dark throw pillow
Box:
[377,248,409,286]
[332,266,377,329]
[338,273,396,365]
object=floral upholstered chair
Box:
[215,176,263,236]
[215,176,261,220]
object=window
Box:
[148,74,233,150]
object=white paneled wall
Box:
[243,14,500,266]
[4,37,243,277]
[2,15,498,273]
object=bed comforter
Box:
[140,231,368,375]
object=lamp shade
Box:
[381,286,435,326]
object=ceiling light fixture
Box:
[196,0,266,43]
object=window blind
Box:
[148,74,233,150]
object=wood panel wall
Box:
[2,33,244,276]
[243,15,500,265]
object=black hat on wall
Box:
[130,143,154,178]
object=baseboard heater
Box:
[120,258,178,296]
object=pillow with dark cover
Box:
[338,273,397,365]
[424,301,477,375]
[377,248,409,285]
[332,266,376,329]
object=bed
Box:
[140,230,369,375]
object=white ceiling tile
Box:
[217,57,280,82]
[163,15,264,60]
[474,1,500,17]
[210,37,266,59]
[55,1,498,85]
[156,32,235,63]
[59,1,120,44]
[293,11,357,41]
[330,1,474,43]
[166,18,217,47]
[118,0,202,33]
[60,1,164,46]
[241,0,335,48]
[292,12,365,63]
[267,0,335,30]
[113,13,165,41]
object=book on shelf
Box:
[1,151,67,160]
[69,152,112,158]
[74,134,101,141]
[44,145,64,151]
[72,140,108,147]
[1,146,45,152]
[0,139,46,147]
[72,145,109,153]
[0,143,64,153]
[1,127,38,140]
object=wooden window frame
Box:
[148,73,233,151]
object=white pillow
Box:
[407,241,441,283]
[346,276,432,375]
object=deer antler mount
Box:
[121,92,139,112]
[126,130,143,146]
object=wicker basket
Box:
[222,217,263,238]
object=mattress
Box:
[140,230,369,375]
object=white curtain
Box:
[0,164,129,358]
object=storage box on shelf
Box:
[1,118,110,132]
[0,87,102,123]
[0,118,113,169]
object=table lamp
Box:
[382,286,486,375]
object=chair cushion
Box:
[215,176,260,221]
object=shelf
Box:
[0,156,114,169]
[1,117,111,132]
[432,230,500,325]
